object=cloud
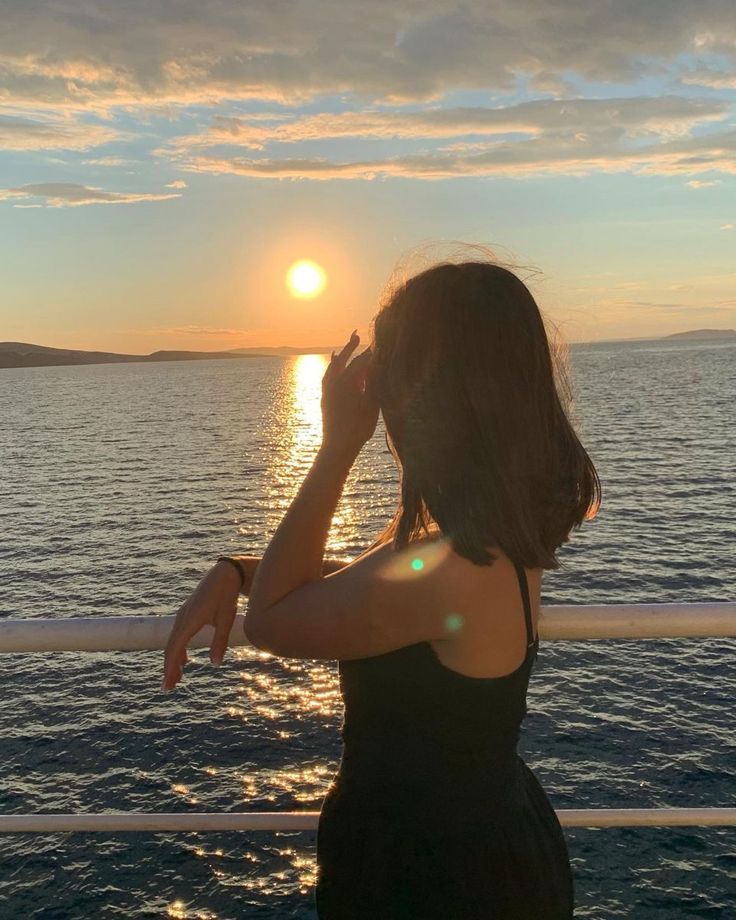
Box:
[1,1,735,110]
[0,112,120,150]
[0,182,181,207]
[159,95,736,182]
[82,155,138,166]
[174,123,736,181]
[151,325,248,336]
[682,68,736,89]
[165,179,187,188]
[3,1,735,190]
[165,96,729,152]
[687,179,721,188]
[720,223,734,230]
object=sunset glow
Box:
[286,260,327,299]
[2,2,735,352]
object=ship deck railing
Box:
[0,602,734,833]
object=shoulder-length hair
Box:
[364,260,601,569]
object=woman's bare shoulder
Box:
[428,549,543,678]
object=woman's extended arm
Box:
[161,553,353,688]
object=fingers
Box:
[338,329,359,363]
[162,604,195,690]
[342,346,372,391]
[162,647,182,690]
[163,603,236,689]
[324,337,370,391]
[163,628,188,690]
[347,346,371,369]
[328,330,359,374]
[210,605,236,666]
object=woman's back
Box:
[315,556,574,919]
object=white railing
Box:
[2,808,734,832]
[1,603,734,654]
[0,603,734,833]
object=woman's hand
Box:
[321,330,379,460]
[162,561,241,690]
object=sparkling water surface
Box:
[0,340,734,919]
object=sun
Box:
[286,259,327,299]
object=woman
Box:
[162,259,601,918]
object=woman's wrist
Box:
[216,556,246,592]
[215,555,262,596]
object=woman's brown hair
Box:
[365,259,601,570]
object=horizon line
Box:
[4,329,733,358]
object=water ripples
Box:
[0,342,734,918]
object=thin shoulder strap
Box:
[513,561,536,647]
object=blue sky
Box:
[1,1,734,351]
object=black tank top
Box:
[316,562,575,918]
[329,560,540,824]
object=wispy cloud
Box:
[156,95,736,182]
[0,113,120,150]
[0,182,181,208]
[171,123,736,181]
[165,97,730,152]
[82,155,139,167]
[682,68,736,90]
[152,325,249,336]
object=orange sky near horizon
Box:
[3,0,735,355]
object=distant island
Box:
[0,341,336,369]
[660,328,736,341]
[1,328,735,369]
[578,328,736,345]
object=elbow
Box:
[243,607,274,652]
[243,615,265,650]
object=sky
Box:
[1,0,735,352]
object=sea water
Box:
[0,339,734,918]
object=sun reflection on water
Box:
[237,660,341,721]
[213,354,377,905]
[289,354,326,459]
[166,900,217,919]
[263,354,362,552]
[267,355,326,510]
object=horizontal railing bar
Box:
[0,604,734,653]
[0,808,734,832]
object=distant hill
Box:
[573,328,736,345]
[0,342,140,368]
[4,327,733,370]
[661,328,736,341]
[0,342,335,369]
